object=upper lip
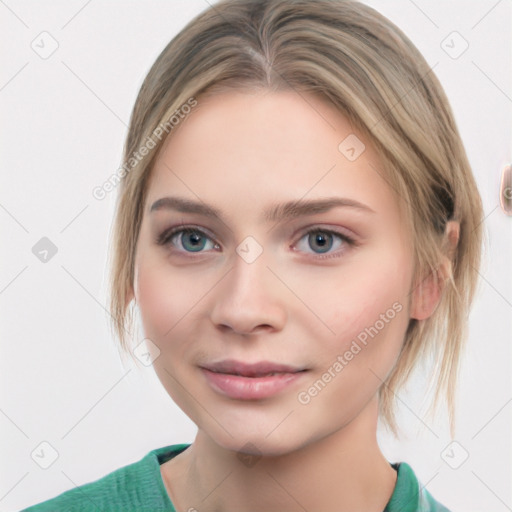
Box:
[201,359,306,377]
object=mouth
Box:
[199,360,308,400]
[201,360,307,377]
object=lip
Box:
[200,359,307,400]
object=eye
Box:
[294,228,355,260]
[156,225,356,260]
[157,226,219,253]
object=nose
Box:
[209,249,287,336]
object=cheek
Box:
[328,297,407,374]
[134,257,199,342]
[301,290,408,422]
[304,252,411,364]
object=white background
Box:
[1,1,510,511]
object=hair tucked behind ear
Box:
[107,0,484,437]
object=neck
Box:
[162,397,397,512]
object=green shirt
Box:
[22,443,451,511]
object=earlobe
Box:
[125,261,139,308]
[126,287,135,308]
[410,268,443,320]
[443,220,460,262]
[410,220,460,321]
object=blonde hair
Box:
[107,0,483,436]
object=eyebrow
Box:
[149,196,375,222]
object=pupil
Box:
[310,231,332,253]
[184,231,205,252]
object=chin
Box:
[206,425,309,459]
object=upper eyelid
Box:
[160,224,354,247]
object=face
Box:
[131,89,419,456]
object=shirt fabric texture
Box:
[22,443,451,512]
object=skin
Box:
[127,89,459,512]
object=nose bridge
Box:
[209,237,286,333]
[231,242,268,295]
[227,238,274,306]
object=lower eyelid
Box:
[295,230,354,256]
[170,229,218,251]
[158,226,355,257]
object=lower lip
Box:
[201,368,305,400]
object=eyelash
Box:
[156,224,357,261]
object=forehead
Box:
[146,90,402,222]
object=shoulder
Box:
[21,444,190,512]
[385,462,451,512]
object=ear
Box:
[410,221,460,321]
[125,263,138,308]
[126,286,135,308]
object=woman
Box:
[23,0,483,510]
